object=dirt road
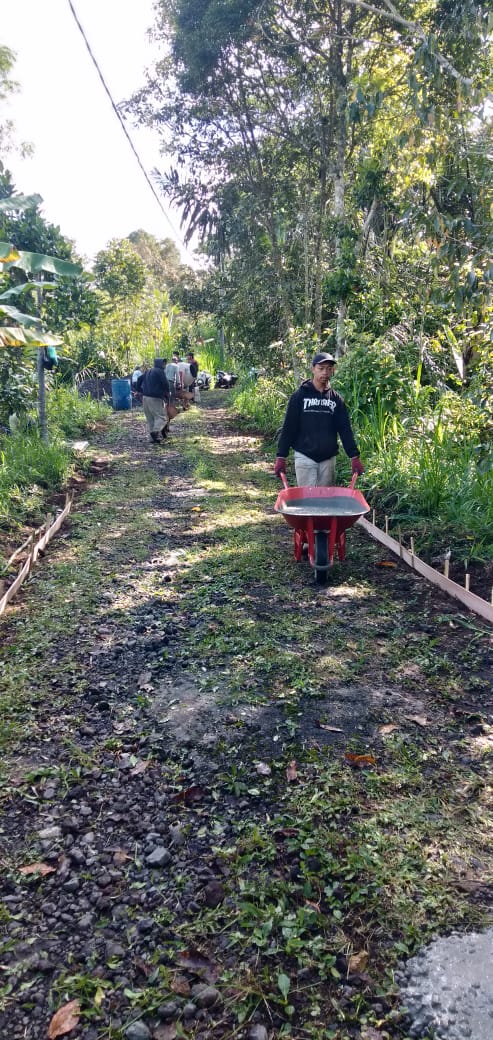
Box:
[1,395,492,1040]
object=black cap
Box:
[312,352,337,366]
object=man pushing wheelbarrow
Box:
[274,351,368,583]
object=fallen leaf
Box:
[318,723,344,733]
[170,785,205,806]
[404,715,429,727]
[376,560,397,568]
[176,949,218,982]
[130,759,150,776]
[47,999,81,1038]
[138,670,153,687]
[94,986,105,1008]
[134,956,152,978]
[255,762,271,776]
[170,974,191,995]
[286,760,298,781]
[378,723,400,736]
[154,1025,177,1040]
[18,862,56,876]
[344,752,377,768]
[113,848,133,865]
[348,949,369,973]
[191,506,202,512]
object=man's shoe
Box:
[150,431,159,443]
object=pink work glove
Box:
[351,457,365,476]
[274,457,287,477]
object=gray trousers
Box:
[142,396,168,434]
[294,451,336,487]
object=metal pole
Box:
[36,281,48,442]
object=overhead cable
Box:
[66,0,196,263]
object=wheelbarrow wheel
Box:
[314,531,328,584]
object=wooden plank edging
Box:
[357,516,493,626]
[0,492,74,617]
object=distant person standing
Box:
[187,351,199,402]
[165,356,180,403]
[137,358,170,443]
[131,363,143,389]
[187,351,199,381]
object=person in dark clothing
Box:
[274,352,364,486]
[137,358,170,443]
[187,352,199,381]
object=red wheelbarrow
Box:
[274,473,370,584]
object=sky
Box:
[2,0,195,265]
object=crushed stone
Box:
[396,928,493,1039]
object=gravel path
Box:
[1,397,492,1040]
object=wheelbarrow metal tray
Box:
[274,484,370,532]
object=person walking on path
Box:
[274,352,364,486]
[137,358,170,443]
[165,356,180,403]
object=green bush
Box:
[231,375,295,437]
[47,385,108,436]
[335,336,421,420]
[0,431,71,531]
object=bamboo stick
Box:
[0,493,74,616]
[357,516,493,626]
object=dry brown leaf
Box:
[404,715,429,727]
[176,949,218,982]
[348,950,369,973]
[170,974,191,995]
[319,723,344,733]
[378,723,400,736]
[376,560,397,568]
[18,862,56,877]
[170,785,205,806]
[344,752,376,768]
[286,760,298,781]
[47,999,81,1038]
[130,759,150,776]
[113,848,133,865]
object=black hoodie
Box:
[138,359,170,401]
[277,380,359,463]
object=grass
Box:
[0,387,109,543]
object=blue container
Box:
[111,378,131,410]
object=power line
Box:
[66,0,196,264]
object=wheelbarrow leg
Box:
[294,528,306,562]
[328,517,338,565]
[337,530,346,561]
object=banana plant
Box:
[0,194,82,438]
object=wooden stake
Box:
[444,558,450,579]
[385,515,389,535]
[465,573,470,592]
[410,537,415,565]
[372,509,376,526]
[398,525,403,558]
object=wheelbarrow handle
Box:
[349,473,358,490]
[280,472,290,489]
